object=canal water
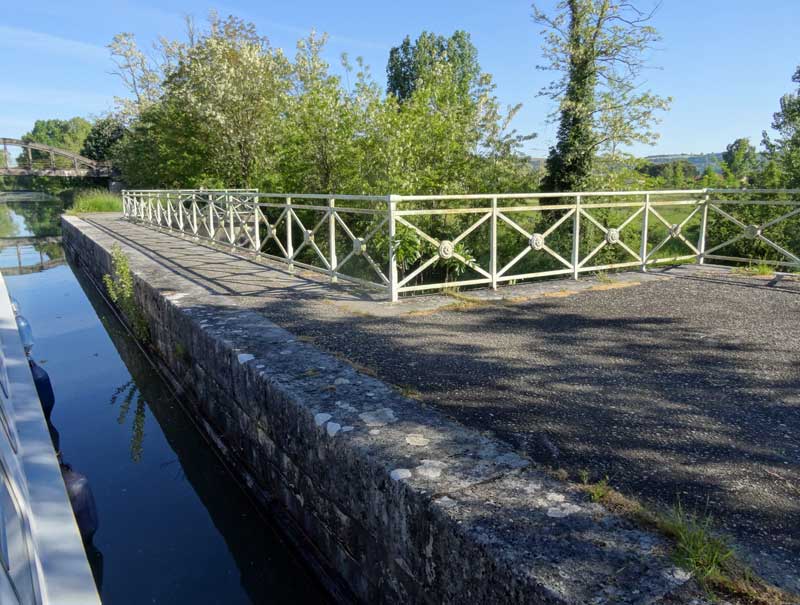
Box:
[0,200,327,604]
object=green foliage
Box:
[67,189,123,214]
[732,262,774,276]
[533,1,671,192]
[386,31,480,103]
[639,160,698,184]
[81,116,127,161]
[658,502,733,582]
[722,138,759,183]
[103,244,150,342]
[763,65,800,187]
[587,476,611,502]
[23,117,92,154]
[109,16,538,195]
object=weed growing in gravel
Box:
[733,262,775,276]
[594,271,617,284]
[587,477,611,502]
[657,501,733,581]
[571,475,797,604]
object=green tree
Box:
[722,138,758,183]
[81,116,127,160]
[386,31,480,103]
[762,65,800,187]
[23,117,92,153]
[165,15,292,187]
[533,0,671,192]
[278,34,374,192]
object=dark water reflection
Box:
[1,200,326,604]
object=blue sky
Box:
[1,0,798,156]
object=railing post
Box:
[286,197,294,273]
[253,196,261,254]
[490,196,498,290]
[698,191,710,265]
[640,193,650,272]
[228,197,235,246]
[388,195,399,302]
[208,195,214,241]
[572,194,581,280]
[328,198,337,283]
[166,194,172,229]
[177,194,184,231]
[192,194,198,237]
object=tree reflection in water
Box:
[109,379,147,463]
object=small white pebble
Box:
[326,422,341,437]
[390,469,412,481]
[314,413,332,426]
[416,460,446,480]
[405,433,430,447]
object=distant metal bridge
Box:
[1,138,114,178]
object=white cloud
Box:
[0,25,107,62]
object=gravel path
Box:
[87,216,800,593]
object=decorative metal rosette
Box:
[353,237,366,255]
[744,224,760,240]
[304,229,315,242]
[605,228,620,245]
[438,240,455,259]
[529,233,546,250]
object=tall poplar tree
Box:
[533,0,671,192]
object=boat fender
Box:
[29,359,55,419]
[61,464,99,542]
[15,314,34,355]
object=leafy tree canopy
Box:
[109,14,538,194]
[722,138,759,182]
[386,31,480,103]
[22,117,92,153]
[81,116,127,161]
[762,65,800,187]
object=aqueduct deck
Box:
[69,212,800,595]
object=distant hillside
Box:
[644,153,723,173]
[527,153,725,173]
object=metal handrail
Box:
[122,188,800,301]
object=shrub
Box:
[103,244,149,342]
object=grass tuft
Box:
[594,271,617,284]
[573,477,797,604]
[67,189,123,214]
[733,262,775,277]
[656,501,733,581]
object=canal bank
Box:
[63,213,710,604]
[1,201,326,604]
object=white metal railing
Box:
[121,188,800,301]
